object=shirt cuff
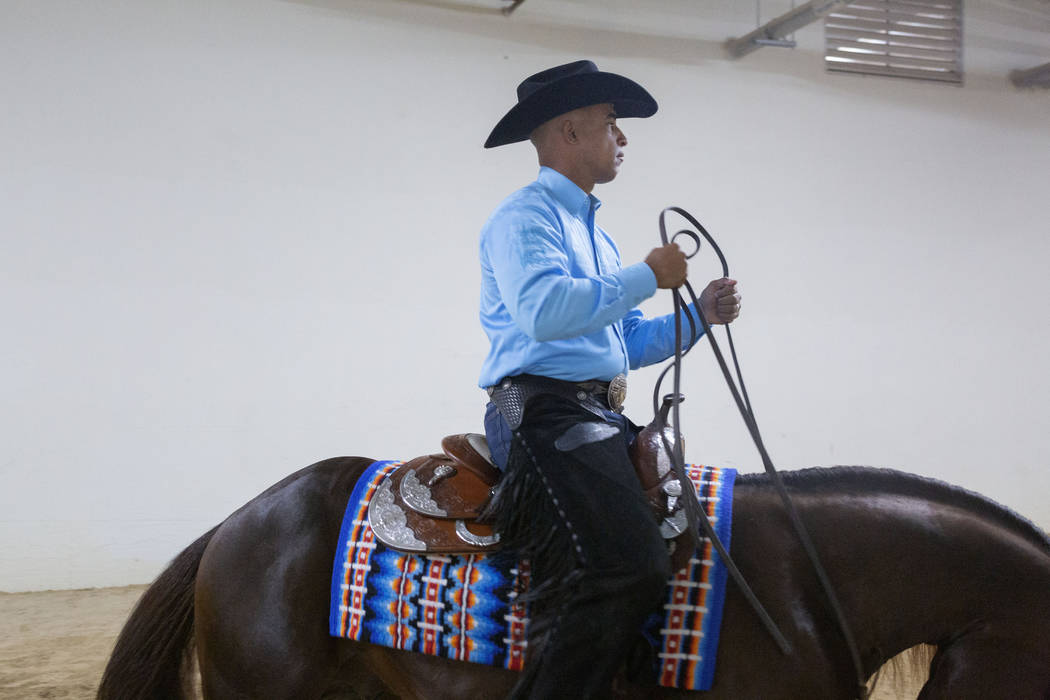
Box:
[621,261,658,305]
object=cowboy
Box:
[479,60,741,698]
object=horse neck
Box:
[785,469,1050,669]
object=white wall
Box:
[2,0,1047,591]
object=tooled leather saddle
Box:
[367,396,692,566]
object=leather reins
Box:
[652,206,870,700]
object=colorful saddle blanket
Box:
[329,459,736,691]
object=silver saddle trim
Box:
[399,468,447,517]
[660,509,689,539]
[368,478,426,552]
[455,520,501,547]
[659,480,687,539]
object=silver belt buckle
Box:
[607,373,627,413]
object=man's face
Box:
[573,103,627,186]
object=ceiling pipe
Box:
[725,0,856,58]
[1010,62,1050,88]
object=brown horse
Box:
[97,457,1050,699]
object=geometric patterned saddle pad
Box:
[330,459,736,691]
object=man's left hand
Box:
[699,278,741,325]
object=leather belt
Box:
[486,373,627,430]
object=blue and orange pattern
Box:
[329,459,735,691]
[651,463,736,691]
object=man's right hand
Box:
[645,243,688,289]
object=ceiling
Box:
[486,0,1050,83]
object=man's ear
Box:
[560,118,577,144]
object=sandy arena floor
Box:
[0,585,148,700]
[0,585,925,699]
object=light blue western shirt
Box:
[478,166,704,388]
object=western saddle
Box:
[367,396,692,566]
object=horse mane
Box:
[737,466,1050,556]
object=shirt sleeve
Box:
[622,302,707,369]
[484,205,657,342]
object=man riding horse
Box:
[478,60,743,699]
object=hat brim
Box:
[484,71,657,149]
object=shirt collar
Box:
[537,166,602,220]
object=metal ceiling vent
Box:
[825,0,964,84]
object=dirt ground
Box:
[0,585,926,699]
[0,585,149,700]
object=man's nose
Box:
[617,127,627,146]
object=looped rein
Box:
[652,206,870,700]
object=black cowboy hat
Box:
[484,60,658,148]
